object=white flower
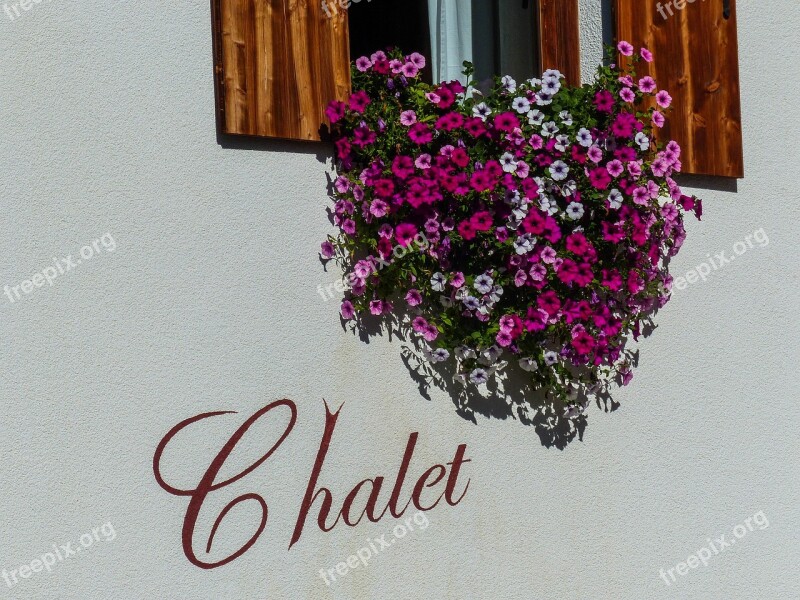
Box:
[514,233,536,255]
[474,274,494,294]
[608,188,623,209]
[440,296,454,308]
[635,132,650,150]
[536,92,554,106]
[511,97,531,114]
[542,69,563,83]
[501,75,517,93]
[473,102,492,121]
[558,110,573,126]
[549,160,569,181]
[430,348,450,363]
[526,77,542,87]
[500,152,518,173]
[541,121,559,137]
[541,78,561,95]
[576,128,593,147]
[480,345,503,365]
[566,202,585,220]
[469,368,489,385]
[519,358,539,372]
[455,345,476,361]
[554,135,570,153]
[462,296,480,310]
[539,195,559,216]
[431,272,446,291]
[543,351,559,366]
[527,109,545,126]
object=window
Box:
[211,0,580,141]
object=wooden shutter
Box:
[212,0,351,141]
[537,0,582,86]
[615,0,744,178]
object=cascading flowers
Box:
[321,43,702,412]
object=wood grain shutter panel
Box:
[212,0,351,141]
[537,0,581,86]
[615,0,744,178]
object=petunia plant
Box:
[320,43,702,416]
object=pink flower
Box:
[401,62,419,78]
[407,52,426,69]
[412,317,428,333]
[652,110,665,128]
[369,300,384,315]
[423,324,439,342]
[355,56,372,72]
[400,110,417,126]
[620,88,635,103]
[640,47,653,62]
[496,331,513,347]
[370,199,388,218]
[617,41,634,56]
[638,76,657,93]
[606,159,625,178]
[656,90,673,108]
[415,154,432,169]
[405,289,422,306]
[340,301,355,320]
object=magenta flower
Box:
[408,122,433,144]
[395,223,418,247]
[348,90,371,113]
[325,100,346,123]
[594,90,615,113]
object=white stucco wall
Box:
[1,1,798,598]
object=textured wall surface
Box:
[1,1,798,599]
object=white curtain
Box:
[428,0,473,84]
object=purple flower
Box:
[400,110,417,126]
[405,289,423,306]
[340,301,355,320]
[320,241,335,258]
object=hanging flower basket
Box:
[320,43,702,418]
